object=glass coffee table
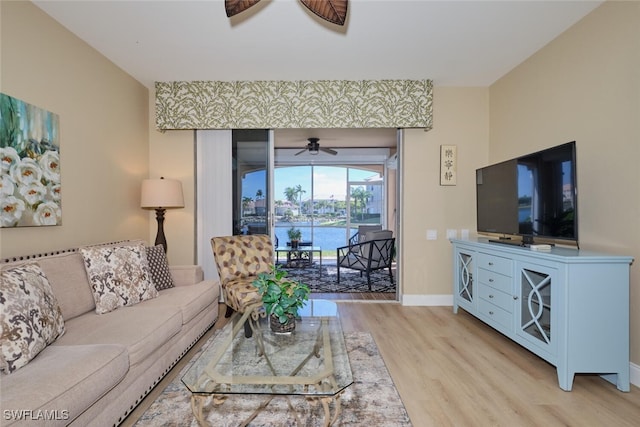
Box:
[181,300,352,426]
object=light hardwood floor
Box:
[124,302,640,426]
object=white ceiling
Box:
[32,0,603,148]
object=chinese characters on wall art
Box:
[0,93,61,227]
[440,145,457,186]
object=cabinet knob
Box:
[488,262,494,266]
[489,311,494,315]
[513,295,518,300]
[489,294,494,299]
[489,278,494,282]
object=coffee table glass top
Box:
[181,300,352,397]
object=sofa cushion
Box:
[53,305,181,367]
[35,252,96,320]
[80,243,158,314]
[0,263,65,374]
[146,245,174,290]
[141,280,218,325]
[0,343,128,426]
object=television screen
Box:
[476,142,577,244]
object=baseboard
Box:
[630,362,640,388]
[401,294,453,306]
[401,293,640,389]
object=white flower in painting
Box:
[49,183,62,202]
[19,181,47,205]
[10,157,43,186]
[0,195,26,227]
[0,174,17,196]
[33,201,61,226]
[39,150,60,182]
[0,147,20,174]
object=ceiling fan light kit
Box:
[225,0,348,26]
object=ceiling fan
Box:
[225,0,348,26]
[295,138,338,156]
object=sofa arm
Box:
[169,265,204,287]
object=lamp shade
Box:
[140,178,184,209]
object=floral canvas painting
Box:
[0,93,61,227]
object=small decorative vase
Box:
[270,313,295,334]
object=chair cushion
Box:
[0,263,65,374]
[360,230,393,261]
[223,278,263,313]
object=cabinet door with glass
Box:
[515,261,558,358]
[453,247,475,313]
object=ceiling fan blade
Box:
[225,0,262,17]
[320,147,338,155]
[294,148,308,156]
[300,0,348,26]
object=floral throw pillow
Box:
[80,243,158,314]
[145,245,174,291]
[0,262,65,374]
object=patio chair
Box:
[337,230,395,290]
[211,234,272,337]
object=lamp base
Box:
[154,208,167,252]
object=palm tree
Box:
[295,184,306,214]
[284,187,297,204]
[242,196,253,215]
[351,187,371,221]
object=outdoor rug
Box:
[134,332,411,426]
[281,264,396,293]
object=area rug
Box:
[134,332,411,426]
[281,264,396,293]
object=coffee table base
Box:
[190,391,344,427]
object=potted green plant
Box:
[287,226,302,248]
[253,265,310,333]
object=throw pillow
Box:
[80,243,158,314]
[146,244,174,291]
[0,262,65,374]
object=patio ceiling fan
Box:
[295,138,338,156]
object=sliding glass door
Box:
[232,129,274,236]
[273,165,386,257]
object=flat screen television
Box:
[476,141,578,246]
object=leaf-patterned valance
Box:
[155,79,433,130]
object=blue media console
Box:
[451,238,633,392]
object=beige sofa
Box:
[0,241,220,426]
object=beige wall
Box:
[147,94,195,264]
[0,1,149,258]
[490,1,640,364]
[401,87,489,298]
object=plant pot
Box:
[290,240,299,249]
[270,313,295,334]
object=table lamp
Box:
[141,177,184,252]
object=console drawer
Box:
[477,268,512,293]
[478,298,512,331]
[477,253,512,276]
[478,284,513,312]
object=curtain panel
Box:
[155,79,433,130]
